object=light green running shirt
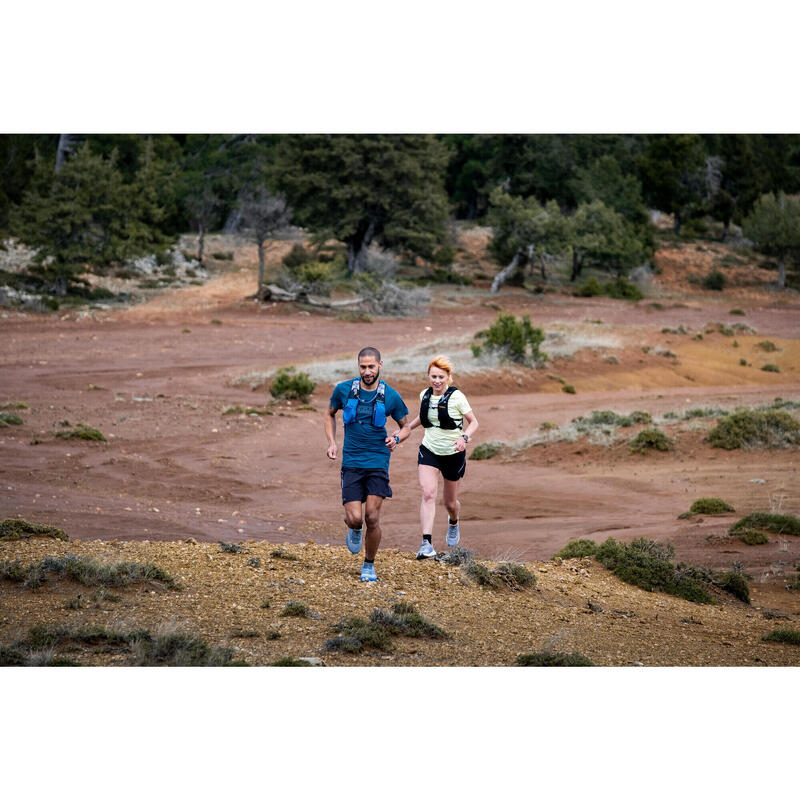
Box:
[419,388,472,456]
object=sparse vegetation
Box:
[439,546,475,566]
[703,270,726,291]
[731,527,769,545]
[762,628,800,646]
[219,542,245,554]
[0,411,23,427]
[222,405,273,416]
[271,657,313,666]
[269,367,317,402]
[689,498,735,515]
[0,518,68,541]
[463,560,536,591]
[707,409,800,449]
[729,513,800,538]
[761,363,780,373]
[270,549,299,561]
[573,409,653,429]
[469,441,502,460]
[629,428,672,453]
[516,651,594,666]
[757,340,778,352]
[554,539,599,559]
[54,423,106,441]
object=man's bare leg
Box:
[363,494,384,562]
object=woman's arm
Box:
[454,410,478,452]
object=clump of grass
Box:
[554,539,598,559]
[708,409,800,449]
[0,401,28,410]
[219,542,245,553]
[595,537,714,604]
[731,527,769,545]
[270,367,317,402]
[132,631,238,666]
[271,657,313,666]
[222,405,273,416]
[0,411,24,427]
[516,651,594,666]
[0,645,26,666]
[0,554,181,590]
[337,311,373,323]
[247,557,261,568]
[761,363,780,373]
[574,410,653,430]
[463,562,501,588]
[439,546,475,566]
[689,498,735,515]
[629,428,672,453]
[562,384,576,394]
[762,628,800,646]
[714,570,750,603]
[280,601,310,618]
[757,340,778,352]
[0,518,68,541]
[369,602,449,639]
[270,549,299,561]
[266,630,281,640]
[54,423,106,441]
[469,441,502,460]
[683,406,729,419]
[729,308,745,315]
[324,616,393,653]
[729,512,800,538]
[492,562,537,590]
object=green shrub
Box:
[578,277,603,297]
[756,340,778,352]
[703,270,727,291]
[463,562,502,589]
[219,542,245,553]
[280,601,310,618]
[269,367,317,402]
[604,276,644,301]
[431,245,457,266]
[596,537,714,604]
[132,632,236,666]
[731,527,769,545]
[369,603,449,639]
[271,657,313,666]
[516,651,594,666]
[554,539,598,559]
[0,518,68,541]
[325,616,393,653]
[629,428,672,453]
[55,423,106,441]
[689,498,735,515]
[270,548,299,560]
[470,441,502,460]
[0,412,24,427]
[714,571,750,603]
[492,562,537,590]
[762,628,800,646]
[472,312,545,365]
[439,546,475,566]
[707,409,800,449]
[729,308,745,315]
[282,243,312,269]
[562,384,576,394]
[761,363,780,373]
[212,251,234,261]
[729,513,800,538]
[0,645,26,666]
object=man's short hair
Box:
[358,346,381,362]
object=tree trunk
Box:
[197,222,205,265]
[223,204,244,234]
[491,249,523,293]
[257,239,265,290]
[55,134,82,173]
[673,212,681,236]
[721,218,730,242]
[570,249,584,282]
[347,218,376,274]
[778,257,786,289]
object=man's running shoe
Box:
[360,562,377,582]
[416,540,437,560]
[346,527,363,554]
[446,521,460,547]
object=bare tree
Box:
[240,188,291,295]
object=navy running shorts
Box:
[417,443,466,482]
[341,467,393,504]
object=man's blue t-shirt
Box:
[330,379,409,470]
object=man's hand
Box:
[327,443,337,460]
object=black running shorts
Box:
[341,467,392,504]
[417,443,466,482]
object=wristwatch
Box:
[394,434,401,444]
[462,433,470,443]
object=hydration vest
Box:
[342,378,387,428]
[420,386,461,430]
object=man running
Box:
[324,346,409,581]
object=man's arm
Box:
[324,404,338,460]
[385,414,410,451]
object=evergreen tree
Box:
[272,134,450,273]
[742,192,800,288]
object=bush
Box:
[431,245,457,267]
[714,570,750,603]
[629,428,672,453]
[516,651,594,666]
[595,537,714,604]
[708,409,800,449]
[0,518,68,541]
[492,562,537,589]
[469,441,502,460]
[761,363,780,373]
[562,384,576,394]
[703,270,727,291]
[280,601,310,618]
[269,367,317,402]
[359,278,431,317]
[731,527,769,545]
[368,602,449,639]
[282,244,312,269]
[324,616,393,653]
[729,512,800,538]
[54,423,106,441]
[578,276,643,301]
[689,498,735,515]
[756,340,778,352]
[554,539,598,559]
[473,312,545,365]
[0,412,23,427]
[762,628,800,646]
[219,542,245,553]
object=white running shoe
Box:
[416,540,437,560]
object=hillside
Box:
[2,535,799,666]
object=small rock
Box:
[297,657,324,666]
[749,478,766,484]
[185,538,197,545]
[633,661,644,667]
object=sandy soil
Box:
[2,234,800,665]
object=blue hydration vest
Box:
[342,378,387,428]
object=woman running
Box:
[408,355,479,559]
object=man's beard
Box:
[362,369,380,386]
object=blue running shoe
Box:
[346,527,363,554]
[416,540,437,560]
[360,562,377,582]
[446,520,460,547]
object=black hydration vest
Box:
[419,386,462,430]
